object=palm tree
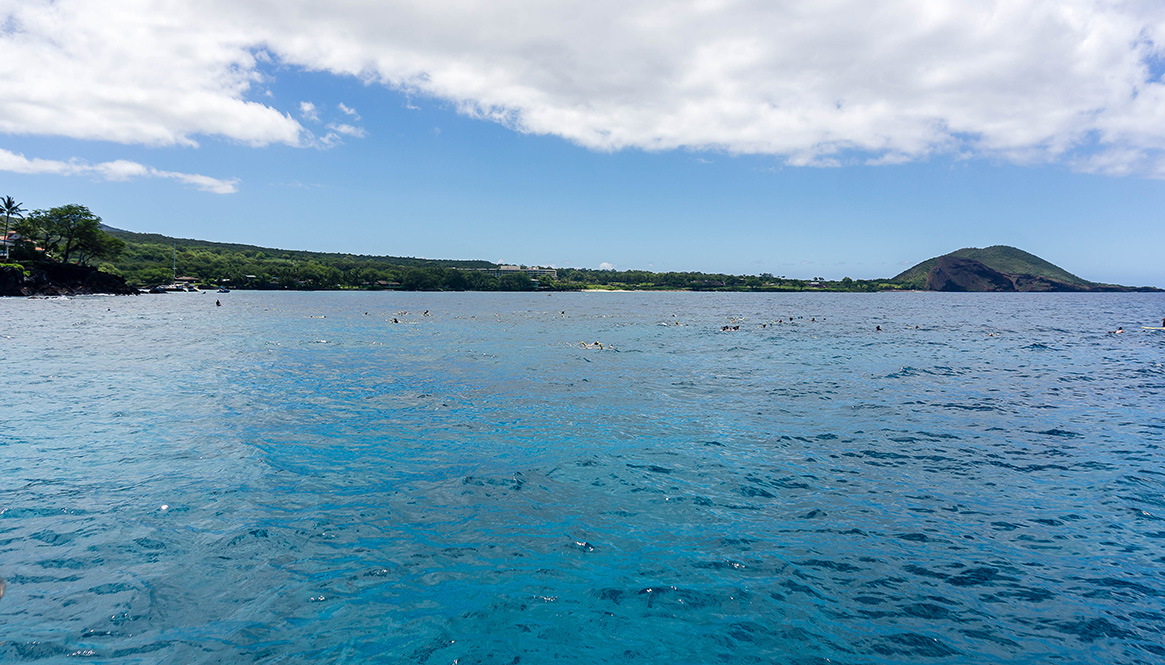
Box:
[1,196,25,260]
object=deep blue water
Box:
[2,291,1164,664]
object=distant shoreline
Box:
[91,287,1165,296]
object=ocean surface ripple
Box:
[2,291,1163,663]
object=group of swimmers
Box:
[221,305,1165,342]
[717,315,836,331]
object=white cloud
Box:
[304,124,367,149]
[326,123,366,138]
[0,149,239,193]
[299,101,320,122]
[295,104,366,146]
[0,0,302,147]
[306,132,342,150]
[598,261,616,270]
[3,1,1165,175]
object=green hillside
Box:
[891,246,1092,289]
[103,227,500,289]
[98,226,863,291]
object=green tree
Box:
[443,269,468,290]
[14,210,59,258]
[499,272,535,291]
[72,230,125,266]
[137,267,174,286]
[464,271,499,290]
[401,267,438,290]
[2,195,25,260]
[16,204,122,265]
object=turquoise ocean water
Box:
[2,291,1164,663]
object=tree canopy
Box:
[14,204,125,265]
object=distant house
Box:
[474,265,558,279]
[0,232,35,257]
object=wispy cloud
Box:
[326,123,366,138]
[297,104,366,146]
[304,122,368,149]
[299,101,320,122]
[0,149,239,194]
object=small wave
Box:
[864,632,960,657]
[692,559,750,571]
[862,450,911,460]
[946,566,1009,587]
[1050,617,1135,642]
[993,586,1056,603]
[796,559,863,573]
[884,365,966,379]
[1033,428,1082,438]
[626,463,672,474]
[939,402,1000,412]
[900,602,954,619]
[7,641,73,660]
[1080,577,1159,599]
[903,564,948,580]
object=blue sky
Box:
[3,0,1165,286]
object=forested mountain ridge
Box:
[104,227,494,269]
[103,226,505,290]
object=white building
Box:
[475,265,558,279]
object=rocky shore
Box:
[0,262,137,297]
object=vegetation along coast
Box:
[1,198,1160,296]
